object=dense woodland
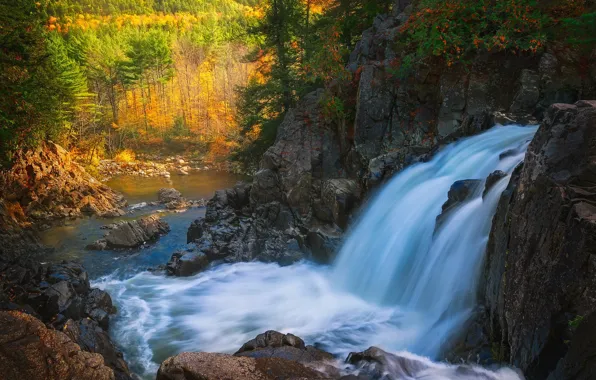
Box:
[1,0,594,171]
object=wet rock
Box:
[157,352,327,380]
[315,179,361,229]
[483,170,508,198]
[367,152,402,189]
[87,214,170,250]
[84,289,114,329]
[306,227,343,264]
[436,180,482,228]
[64,318,132,380]
[482,101,596,378]
[166,249,209,277]
[0,311,115,380]
[235,330,334,365]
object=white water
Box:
[95,125,537,379]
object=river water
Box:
[43,127,537,379]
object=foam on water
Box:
[95,125,537,379]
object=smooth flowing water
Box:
[88,126,537,379]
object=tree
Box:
[0,0,85,166]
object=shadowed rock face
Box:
[87,214,170,250]
[0,311,115,380]
[482,101,596,379]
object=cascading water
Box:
[332,125,538,356]
[95,125,537,379]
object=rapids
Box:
[92,125,537,379]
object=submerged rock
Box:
[86,214,170,250]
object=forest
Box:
[0,0,392,172]
[1,0,594,171]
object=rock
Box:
[63,318,132,380]
[346,346,515,380]
[316,179,361,229]
[0,311,115,380]
[436,179,482,228]
[306,227,342,264]
[87,214,170,250]
[367,152,402,189]
[235,330,334,365]
[0,142,125,227]
[187,219,203,243]
[510,69,540,114]
[483,170,508,198]
[546,311,596,380]
[99,208,126,218]
[166,249,209,276]
[84,289,114,329]
[158,188,182,203]
[156,352,327,380]
[481,101,596,378]
[177,183,305,276]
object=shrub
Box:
[114,148,136,163]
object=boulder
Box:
[156,352,326,380]
[235,330,334,364]
[87,214,170,250]
[0,311,115,380]
[482,101,596,378]
[63,318,131,380]
[166,249,209,277]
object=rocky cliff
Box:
[175,2,594,276]
[482,101,596,379]
[0,142,125,231]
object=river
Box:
[42,126,536,379]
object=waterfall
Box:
[96,125,537,379]
[332,124,537,355]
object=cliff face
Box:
[482,101,596,379]
[180,2,595,274]
[249,4,595,232]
